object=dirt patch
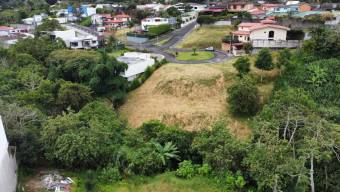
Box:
[119,63,254,138]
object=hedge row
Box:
[147,24,172,38]
[129,58,168,91]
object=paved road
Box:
[126,22,231,64]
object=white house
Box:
[231,20,299,48]
[117,52,164,81]
[141,17,169,31]
[0,116,17,192]
[0,26,13,36]
[91,14,112,25]
[51,25,100,49]
[80,5,97,17]
[137,3,169,12]
[286,1,300,5]
[22,13,48,26]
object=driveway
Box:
[126,22,232,64]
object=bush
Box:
[228,76,260,116]
[176,160,197,179]
[128,59,167,91]
[197,164,212,176]
[99,165,122,184]
[255,48,273,71]
[147,24,172,37]
[233,57,250,77]
[197,15,216,25]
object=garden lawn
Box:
[176,26,233,50]
[176,51,214,61]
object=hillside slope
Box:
[119,62,257,138]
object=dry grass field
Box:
[119,56,278,139]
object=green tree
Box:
[255,48,273,82]
[228,76,260,116]
[192,47,197,56]
[243,42,253,55]
[192,122,248,174]
[36,19,64,34]
[233,56,250,77]
[276,48,292,74]
[302,27,340,59]
[56,81,92,112]
[42,101,124,168]
[166,7,181,17]
[89,51,128,102]
[0,100,44,166]
[11,36,65,62]
[17,64,44,91]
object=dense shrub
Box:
[197,15,216,25]
[99,165,122,183]
[42,101,124,168]
[192,122,249,174]
[176,160,197,179]
[228,76,260,116]
[128,59,167,91]
[197,164,212,176]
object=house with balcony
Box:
[222,19,300,55]
[91,14,113,25]
[51,24,101,49]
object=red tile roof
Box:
[0,26,13,30]
[249,24,290,31]
[105,20,124,23]
[232,30,250,35]
[239,22,259,27]
[260,19,277,24]
[100,14,112,19]
[114,14,131,18]
[238,21,289,31]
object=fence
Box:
[252,40,301,48]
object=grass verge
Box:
[176,51,214,61]
[72,172,221,192]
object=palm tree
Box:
[192,47,197,56]
[152,141,180,166]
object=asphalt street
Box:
[126,22,231,64]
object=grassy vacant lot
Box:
[23,171,221,192]
[119,55,278,139]
[176,51,214,61]
[94,172,221,192]
[176,25,233,50]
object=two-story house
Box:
[223,19,300,55]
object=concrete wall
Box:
[127,36,149,43]
[0,116,17,192]
[250,27,287,41]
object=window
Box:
[70,42,78,47]
[268,31,274,39]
